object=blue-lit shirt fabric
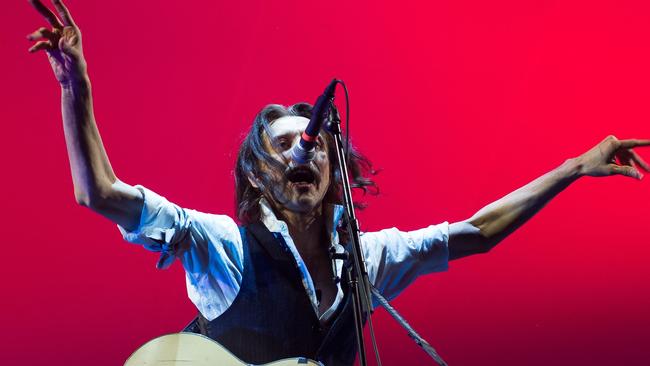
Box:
[118,185,450,323]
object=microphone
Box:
[291,79,338,164]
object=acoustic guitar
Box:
[125,332,323,366]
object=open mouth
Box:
[286,166,318,185]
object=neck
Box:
[274,203,327,255]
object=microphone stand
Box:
[326,102,374,366]
[327,101,449,366]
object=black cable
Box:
[338,80,351,165]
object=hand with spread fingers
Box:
[575,135,650,180]
[24,0,147,231]
[27,0,86,87]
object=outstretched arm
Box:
[448,135,650,260]
[27,0,143,231]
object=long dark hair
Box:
[235,103,378,224]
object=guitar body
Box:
[125,332,322,366]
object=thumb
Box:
[609,164,643,180]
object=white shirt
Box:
[118,185,450,323]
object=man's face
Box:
[255,115,331,214]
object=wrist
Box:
[561,157,585,181]
[60,74,91,94]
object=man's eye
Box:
[277,140,290,149]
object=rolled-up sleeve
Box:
[117,185,194,269]
[361,222,450,303]
[116,185,241,272]
[116,185,244,320]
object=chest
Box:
[303,252,338,315]
[201,223,361,366]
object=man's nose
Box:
[283,136,302,157]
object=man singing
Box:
[26,0,650,365]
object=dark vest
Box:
[184,222,361,366]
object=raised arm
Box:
[448,135,650,260]
[27,0,143,231]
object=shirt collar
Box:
[259,198,345,245]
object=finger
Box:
[29,0,64,29]
[26,27,56,41]
[609,164,643,180]
[619,139,650,149]
[629,149,650,172]
[58,35,80,58]
[52,0,76,27]
[28,40,53,53]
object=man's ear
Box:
[247,173,261,189]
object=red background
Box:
[3,0,650,365]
